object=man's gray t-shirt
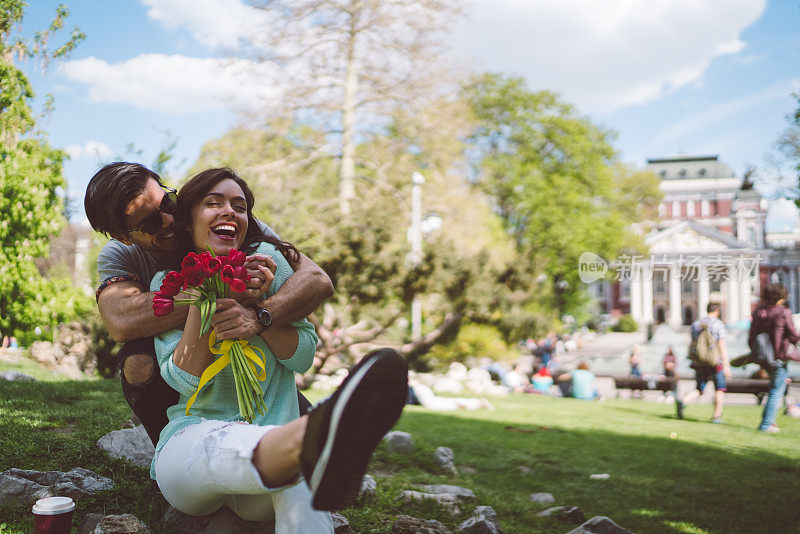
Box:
[95,220,278,298]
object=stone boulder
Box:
[162,506,274,533]
[97,426,155,468]
[529,492,555,504]
[536,506,585,524]
[358,474,377,502]
[566,516,633,534]
[0,370,35,381]
[384,431,414,453]
[392,514,453,534]
[433,446,458,475]
[420,485,476,502]
[0,467,113,506]
[457,506,502,534]
[331,512,351,533]
[397,490,461,515]
[93,514,151,533]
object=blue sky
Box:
[18,1,800,229]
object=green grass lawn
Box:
[1,376,799,533]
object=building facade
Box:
[595,155,800,326]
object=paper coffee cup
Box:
[32,497,75,534]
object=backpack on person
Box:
[752,332,781,370]
[689,324,720,366]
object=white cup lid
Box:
[32,496,75,515]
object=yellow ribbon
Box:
[184,331,268,416]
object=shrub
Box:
[612,314,638,332]
[426,323,519,371]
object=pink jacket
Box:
[749,304,800,362]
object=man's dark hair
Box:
[84,162,164,237]
[762,283,788,306]
[707,302,721,314]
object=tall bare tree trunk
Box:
[339,1,361,215]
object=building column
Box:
[668,265,682,327]
[642,264,654,323]
[630,264,642,322]
[790,268,798,313]
[739,272,752,318]
[698,263,709,319]
[726,266,740,322]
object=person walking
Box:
[676,303,731,423]
[748,283,799,433]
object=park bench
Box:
[611,375,789,404]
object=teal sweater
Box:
[149,242,319,479]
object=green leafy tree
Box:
[188,97,548,369]
[0,2,86,333]
[465,73,660,318]
[776,93,800,208]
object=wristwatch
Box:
[253,307,272,332]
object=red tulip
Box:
[153,296,175,316]
[228,278,247,293]
[202,256,222,277]
[228,249,246,268]
[181,252,202,275]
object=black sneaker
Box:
[300,348,408,510]
[676,400,685,420]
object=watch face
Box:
[258,308,272,327]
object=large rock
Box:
[93,514,151,534]
[536,506,585,524]
[29,341,64,367]
[0,370,35,381]
[392,514,453,534]
[331,512,351,534]
[384,431,414,453]
[162,506,274,533]
[420,485,476,502]
[457,506,502,534]
[358,474,377,502]
[97,426,155,468]
[397,490,461,515]
[566,516,633,534]
[529,492,555,504]
[0,467,113,506]
[433,447,458,475]
[79,513,104,534]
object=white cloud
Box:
[766,198,799,233]
[64,140,114,160]
[452,0,766,113]
[59,54,280,114]
[651,78,800,147]
[141,0,268,49]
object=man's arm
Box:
[255,252,333,326]
[718,338,731,377]
[98,281,189,343]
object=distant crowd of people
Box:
[1,336,18,349]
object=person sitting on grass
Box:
[557,361,598,400]
[530,365,554,394]
[150,168,408,531]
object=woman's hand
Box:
[229,253,277,306]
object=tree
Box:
[777,93,800,208]
[240,0,464,215]
[186,97,546,370]
[465,73,660,317]
[0,2,86,333]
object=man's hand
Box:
[211,298,261,340]
[723,365,732,379]
[229,253,277,306]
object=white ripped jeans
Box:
[154,420,334,534]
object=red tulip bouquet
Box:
[153,248,268,422]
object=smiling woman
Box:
[173,167,299,267]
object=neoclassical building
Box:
[593,154,800,326]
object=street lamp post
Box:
[411,171,425,339]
